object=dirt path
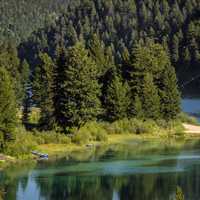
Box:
[183,123,200,134]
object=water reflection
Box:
[1,141,200,200]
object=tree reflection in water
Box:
[1,140,200,200]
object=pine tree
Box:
[104,75,130,121]
[132,95,143,119]
[159,64,181,120]
[54,42,101,131]
[142,73,160,119]
[171,35,179,63]
[88,34,109,77]
[38,53,55,129]
[53,46,68,131]
[0,67,17,150]
[0,43,22,105]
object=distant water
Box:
[182,98,200,121]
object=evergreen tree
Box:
[54,42,101,131]
[38,53,55,129]
[142,73,160,120]
[132,95,143,119]
[53,46,68,131]
[171,35,179,63]
[0,67,17,150]
[104,75,130,121]
[0,43,22,105]
[159,64,181,120]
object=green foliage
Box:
[159,65,181,120]
[142,73,160,120]
[104,118,159,135]
[175,186,185,200]
[72,122,108,145]
[132,95,143,118]
[0,44,23,105]
[0,67,17,150]
[104,75,130,121]
[5,126,71,156]
[29,108,41,125]
[35,53,55,129]
[5,130,37,157]
[126,42,180,120]
[33,131,71,145]
[54,42,101,131]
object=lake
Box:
[182,98,200,121]
[1,140,200,200]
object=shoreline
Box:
[1,124,200,170]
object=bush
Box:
[5,128,37,157]
[72,122,108,144]
[72,130,91,145]
[4,126,71,157]
[104,118,159,135]
[33,130,71,144]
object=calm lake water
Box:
[182,98,200,121]
[0,98,200,200]
[1,140,200,200]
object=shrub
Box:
[72,122,108,144]
[72,130,91,145]
[33,130,71,144]
[104,118,160,135]
[5,129,37,157]
[175,186,185,200]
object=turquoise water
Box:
[1,141,200,200]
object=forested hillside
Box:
[0,0,69,44]
[1,0,199,86]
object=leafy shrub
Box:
[104,118,159,135]
[33,130,71,144]
[5,129,37,157]
[72,122,108,144]
[175,186,185,200]
[72,130,91,145]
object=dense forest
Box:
[0,0,199,152]
[1,0,200,85]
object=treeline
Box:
[17,0,200,85]
[0,38,181,149]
